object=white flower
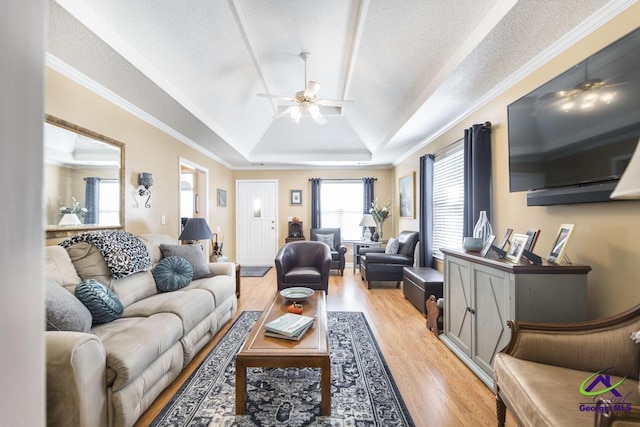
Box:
[631,331,640,344]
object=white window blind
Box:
[98,180,120,226]
[432,143,464,260]
[320,180,364,241]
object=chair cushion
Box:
[283,267,322,284]
[160,244,212,280]
[75,279,124,325]
[153,256,193,292]
[45,279,92,332]
[315,233,335,250]
[385,237,400,254]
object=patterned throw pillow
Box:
[159,244,212,280]
[153,256,193,292]
[45,279,92,332]
[316,233,335,250]
[385,238,400,254]
[75,279,124,325]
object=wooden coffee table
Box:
[235,290,330,415]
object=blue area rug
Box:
[240,266,272,277]
[152,311,415,426]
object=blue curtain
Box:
[463,122,492,237]
[419,155,435,267]
[362,177,375,235]
[310,178,322,228]
[84,177,101,225]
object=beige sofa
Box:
[494,304,640,426]
[45,233,237,427]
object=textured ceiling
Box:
[47,0,627,169]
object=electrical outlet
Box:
[161,215,166,225]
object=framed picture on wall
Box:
[217,188,227,207]
[399,172,415,218]
[290,190,302,205]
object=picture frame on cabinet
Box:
[505,233,528,263]
[547,224,575,264]
[497,228,513,250]
[524,229,540,252]
[480,234,496,257]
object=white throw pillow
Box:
[385,237,400,254]
[316,233,335,250]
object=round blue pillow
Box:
[74,279,123,325]
[153,256,194,292]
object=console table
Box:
[440,248,591,389]
[349,241,382,273]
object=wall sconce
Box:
[138,172,153,208]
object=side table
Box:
[351,241,382,273]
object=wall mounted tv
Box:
[508,27,640,206]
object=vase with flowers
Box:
[59,196,88,218]
[369,198,391,241]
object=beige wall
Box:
[46,68,235,256]
[396,8,640,319]
[232,169,393,263]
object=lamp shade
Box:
[59,213,81,226]
[359,214,377,227]
[179,218,213,241]
[611,138,640,199]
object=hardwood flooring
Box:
[136,267,516,426]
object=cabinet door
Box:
[473,265,513,377]
[444,256,472,357]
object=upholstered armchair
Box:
[494,304,640,427]
[310,228,348,276]
[359,230,419,289]
[275,241,332,294]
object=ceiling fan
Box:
[257,52,353,124]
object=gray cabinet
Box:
[440,248,590,388]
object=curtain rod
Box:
[432,121,492,158]
[308,178,377,181]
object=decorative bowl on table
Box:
[463,237,484,252]
[280,287,314,302]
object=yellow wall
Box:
[396,9,640,318]
[45,68,235,256]
[232,168,393,263]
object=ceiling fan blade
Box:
[257,93,295,101]
[304,81,321,98]
[317,98,354,107]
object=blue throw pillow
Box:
[75,279,124,325]
[153,256,193,292]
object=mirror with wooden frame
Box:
[44,115,125,239]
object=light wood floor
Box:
[136,267,516,426]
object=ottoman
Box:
[402,267,443,316]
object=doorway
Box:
[236,180,278,266]
[179,159,210,255]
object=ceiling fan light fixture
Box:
[308,105,326,124]
[289,105,302,123]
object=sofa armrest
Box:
[500,304,640,379]
[359,248,385,256]
[208,261,235,276]
[46,331,108,427]
[364,253,412,265]
[595,398,640,426]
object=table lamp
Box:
[179,218,213,243]
[59,213,81,226]
[359,214,377,242]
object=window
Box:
[432,143,464,260]
[98,180,120,226]
[320,180,364,241]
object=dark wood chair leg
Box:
[496,392,506,427]
[395,281,400,288]
[367,281,372,289]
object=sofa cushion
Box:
[138,234,179,266]
[153,256,193,292]
[494,353,640,427]
[159,244,212,280]
[75,279,124,325]
[65,242,113,286]
[45,246,82,289]
[385,237,400,254]
[186,275,236,306]
[315,233,335,250]
[45,279,92,332]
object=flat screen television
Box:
[507,27,640,206]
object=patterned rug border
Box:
[240,266,272,277]
[152,310,415,426]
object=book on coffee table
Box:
[264,312,314,337]
[264,320,314,341]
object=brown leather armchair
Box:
[359,230,419,289]
[310,228,347,276]
[275,241,332,294]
